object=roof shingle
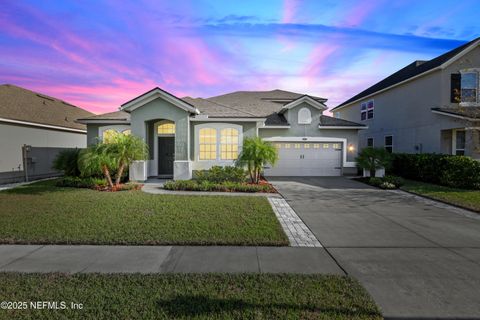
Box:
[0,84,93,130]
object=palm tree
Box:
[78,144,116,188]
[236,137,278,184]
[356,147,392,177]
[106,132,148,187]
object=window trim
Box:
[384,135,393,153]
[460,68,480,106]
[194,123,243,162]
[297,107,312,124]
[360,100,374,121]
[452,129,466,156]
[367,137,374,147]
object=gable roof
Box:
[333,37,480,111]
[120,87,200,114]
[319,115,367,127]
[76,111,130,124]
[188,89,327,118]
[0,84,93,131]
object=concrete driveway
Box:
[269,176,480,320]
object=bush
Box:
[368,177,383,187]
[365,175,404,189]
[52,149,82,177]
[383,175,405,187]
[163,180,274,193]
[356,147,392,178]
[391,153,480,189]
[195,166,246,183]
[56,176,107,189]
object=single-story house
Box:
[77,88,366,180]
[0,84,94,184]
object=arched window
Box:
[158,122,175,135]
[122,129,131,135]
[220,128,239,160]
[298,107,312,124]
[199,128,217,160]
[102,129,118,143]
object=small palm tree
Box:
[106,132,148,186]
[78,144,116,188]
[356,147,392,177]
[236,137,278,184]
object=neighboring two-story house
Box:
[331,37,480,159]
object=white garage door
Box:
[264,142,342,176]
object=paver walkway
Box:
[0,245,343,274]
[269,176,480,320]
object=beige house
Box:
[0,84,93,183]
[332,37,480,159]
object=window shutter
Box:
[450,73,461,103]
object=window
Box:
[367,100,374,119]
[461,72,478,103]
[122,129,131,135]
[294,143,301,149]
[385,136,393,153]
[199,128,217,160]
[367,138,374,147]
[313,144,320,149]
[298,107,312,124]
[332,143,341,149]
[323,143,329,149]
[360,101,374,120]
[284,143,291,149]
[220,128,239,160]
[274,143,282,149]
[158,122,175,135]
[304,143,310,149]
[455,130,466,155]
[360,103,367,120]
[102,129,118,143]
[334,112,341,118]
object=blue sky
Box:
[0,0,479,113]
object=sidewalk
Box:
[0,245,343,275]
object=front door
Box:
[158,137,174,176]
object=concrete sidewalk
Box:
[0,245,343,275]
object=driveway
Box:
[269,176,480,319]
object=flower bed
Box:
[355,175,405,190]
[163,179,276,193]
[56,176,142,192]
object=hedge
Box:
[390,153,480,189]
[163,180,275,193]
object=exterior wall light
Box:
[348,144,355,152]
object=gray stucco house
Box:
[332,37,480,159]
[77,88,366,180]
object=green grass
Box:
[0,180,287,245]
[401,180,480,212]
[0,273,382,320]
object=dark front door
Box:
[158,137,174,176]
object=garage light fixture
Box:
[348,144,355,152]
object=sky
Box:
[1,0,479,114]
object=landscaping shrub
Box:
[382,175,405,187]
[391,153,480,189]
[360,175,404,189]
[355,147,392,177]
[52,149,82,177]
[163,180,274,193]
[195,166,246,183]
[56,176,107,189]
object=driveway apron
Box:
[268,176,480,319]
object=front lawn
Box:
[0,273,382,320]
[401,180,480,212]
[0,180,287,245]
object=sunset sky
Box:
[1,0,479,114]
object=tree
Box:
[356,147,392,178]
[105,132,148,187]
[236,137,278,184]
[78,143,116,189]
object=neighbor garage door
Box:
[264,142,342,176]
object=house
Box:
[77,88,366,180]
[331,37,480,159]
[0,84,94,183]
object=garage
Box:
[264,142,343,176]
